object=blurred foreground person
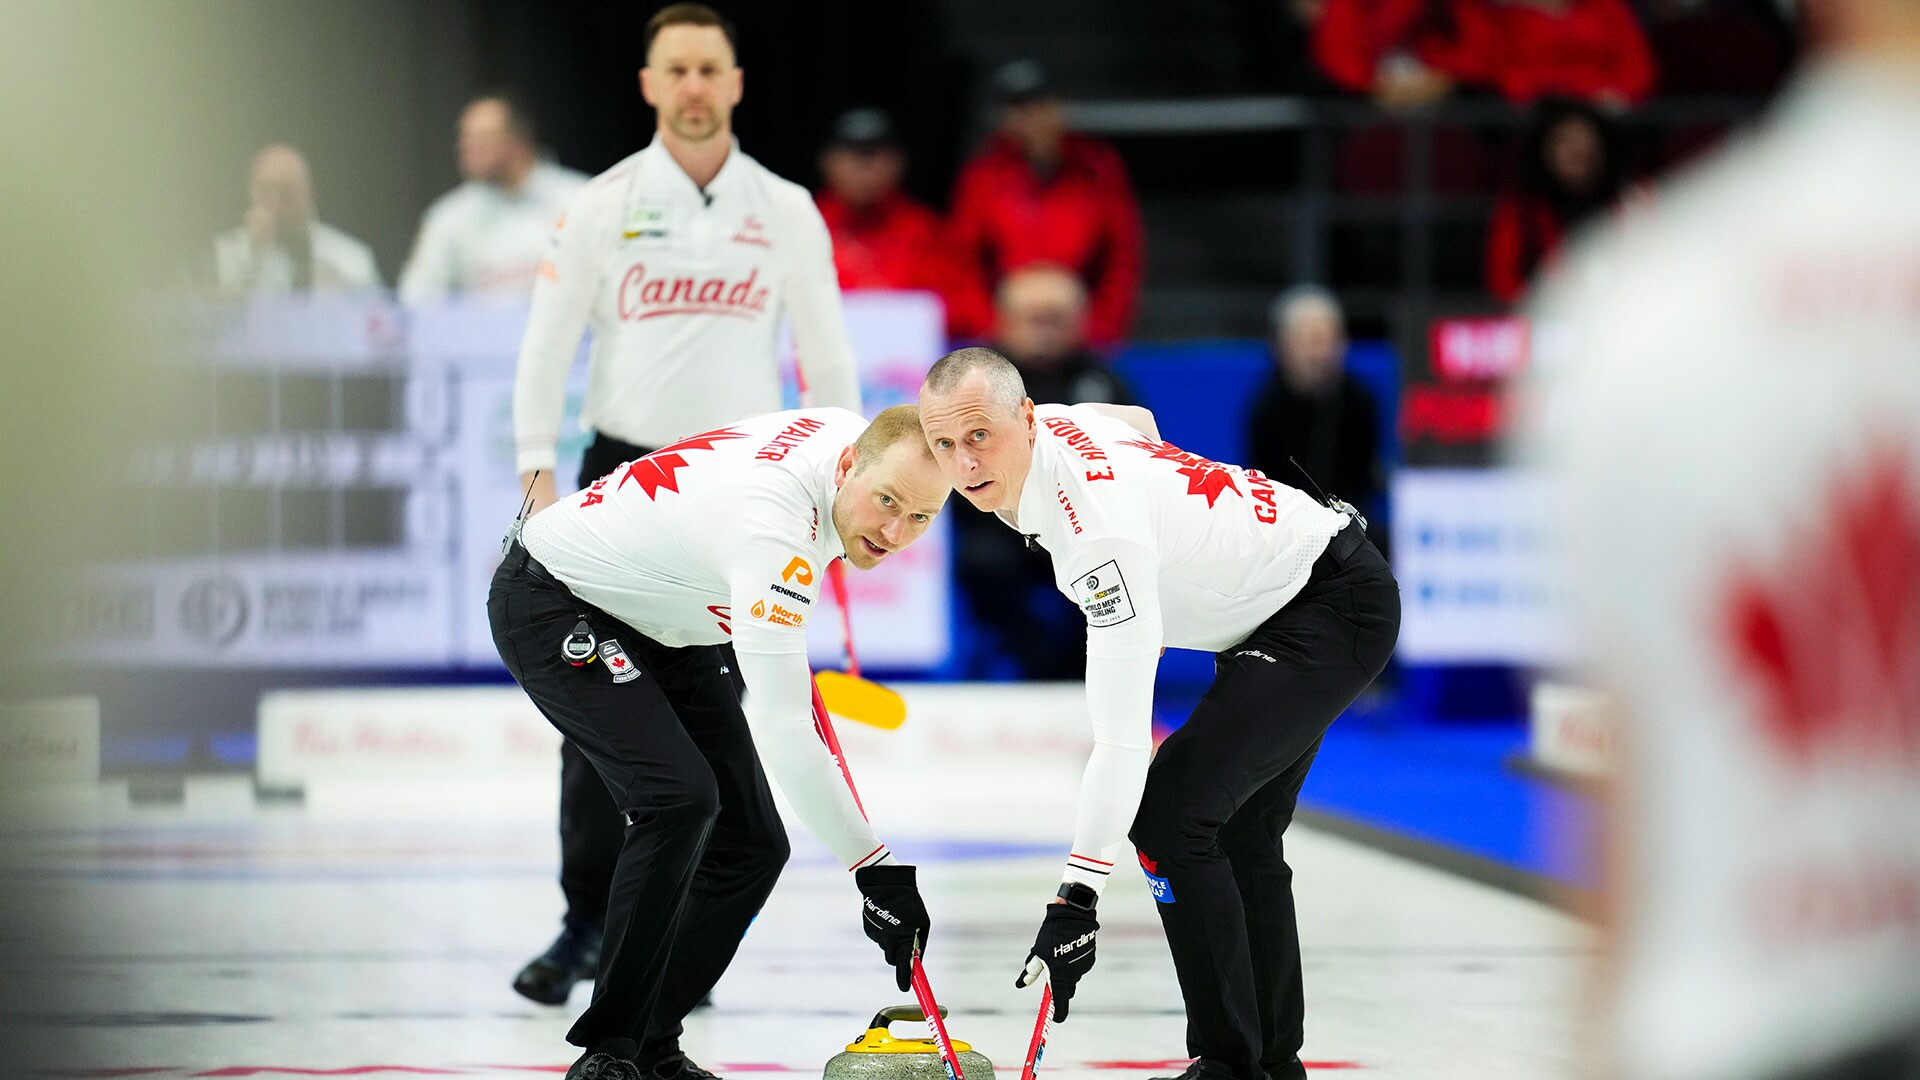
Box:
[212,144,380,295]
[1527,0,1920,1076]
[492,406,944,1080]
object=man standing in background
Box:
[1528,0,1920,1075]
[507,2,862,1008]
[212,143,382,296]
[399,94,588,303]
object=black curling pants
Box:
[1128,523,1401,1078]
[490,547,786,1056]
[553,434,748,931]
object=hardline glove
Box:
[855,863,930,992]
[1016,900,1098,1022]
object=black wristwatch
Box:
[1056,882,1099,911]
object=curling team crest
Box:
[599,639,640,684]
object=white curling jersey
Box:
[511,137,859,475]
[1528,63,1920,1080]
[1015,404,1349,657]
[399,161,588,303]
[521,407,859,655]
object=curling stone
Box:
[824,1004,995,1080]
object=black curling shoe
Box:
[647,1054,725,1080]
[565,1039,641,1080]
[1149,1061,1243,1080]
[512,918,602,1006]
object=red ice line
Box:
[53,1063,1363,1077]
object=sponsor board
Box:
[102,294,951,671]
[256,687,559,789]
[1391,468,1573,664]
[0,697,100,786]
[1529,681,1615,779]
[83,556,457,666]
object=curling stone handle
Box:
[869,1003,950,1030]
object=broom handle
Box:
[810,674,866,819]
[1019,981,1053,1079]
[911,948,965,1080]
[827,557,859,677]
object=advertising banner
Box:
[93,293,952,671]
[1391,467,1574,664]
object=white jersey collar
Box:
[643,134,745,202]
[1008,425,1057,535]
[814,447,847,561]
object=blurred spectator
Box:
[949,60,1144,347]
[1485,99,1630,305]
[1315,0,1655,108]
[1471,0,1656,106]
[212,144,380,296]
[1312,0,1488,108]
[399,94,587,304]
[953,264,1134,681]
[993,264,1133,407]
[1245,285,1384,548]
[813,108,979,337]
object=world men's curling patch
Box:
[599,639,640,683]
[1073,560,1136,627]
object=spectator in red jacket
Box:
[948,60,1144,347]
[1312,0,1490,107]
[1472,0,1657,107]
[1315,0,1655,108]
[1485,99,1629,305]
[814,108,980,338]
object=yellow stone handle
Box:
[845,1004,975,1054]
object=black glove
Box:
[855,863,930,992]
[1016,901,1098,1022]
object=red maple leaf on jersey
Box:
[617,427,748,500]
[1120,438,1243,508]
[1721,446,1920,767]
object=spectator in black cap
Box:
[814,108,979,339]
[949,59,1144,347]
